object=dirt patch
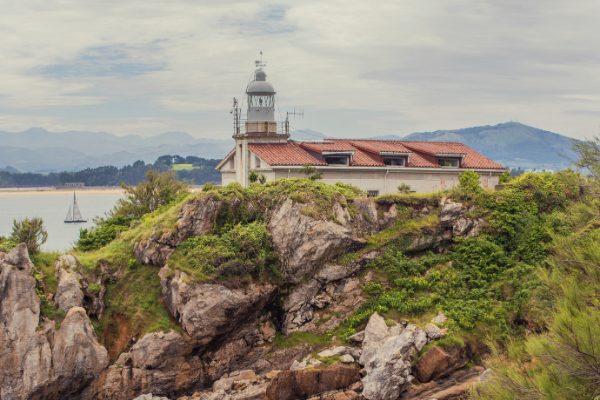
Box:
[103,313,132,361]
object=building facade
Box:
[216,64,505,195]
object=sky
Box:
[0,0,599,140]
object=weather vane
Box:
[255,51,267,70]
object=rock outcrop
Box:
[160,267,277,346]
[440,199,485,238]
[412,343,472,383]
[0,245,108,399]
[268,199,366,284]
[53,255,83,312]
[265,364,360,400]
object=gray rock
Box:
[432,311,448,325]
[1,245,108,399]
[129,330,186,370]
[425,323,446,341]
[341,354,354,363]
[452,218,474,236]
[53,256,83,312]
[479,368,494,384]
[362,328,418,400]
[132,394,170,400]
[348,330,365,343]
[359,312,391,365]
[268,199,366,284]
[440,201,463,222]
[160,267,277,346]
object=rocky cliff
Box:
[0,179,497,400]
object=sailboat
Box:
[64,191,87,223]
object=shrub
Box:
[397,183,411,193]
[77,216,134,251]
[248,170,259,183]
[458,170,483,193]
[364,282,384,295]
[113,168,189,217]
[202,182,214,192]
[299,163,323,181]
[9,217,48,254]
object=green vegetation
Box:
[468,138,600,399]
[299,162,323,181]
[113,168,189,217]
[77,216,135,251]
[9,217,48,253]
[169,221,280,281]
[0,235,15,252]
[338,169,582,345]
[397,183,411,193]
[172,163,194,171]
[271,331,333,349]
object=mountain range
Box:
[0,122,576,172]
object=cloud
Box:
[0,0,598,139]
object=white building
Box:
[216,61,505,195]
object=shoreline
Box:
[0,188,126,197]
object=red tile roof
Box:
[348,140,413,155]
[298,141,357,153]
[248,143,327,166]
[402,142,469,156]
[222,139,504,170]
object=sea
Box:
[0,193,123,252]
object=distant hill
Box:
[0,128,234,172]
[371,122,576,170]
[0,122,577,172]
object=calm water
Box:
[0,194,123,252]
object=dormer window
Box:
[438,159,459,168]
[325,156,349,165]
[383,157,405,166]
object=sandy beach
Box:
[0,188,126,197]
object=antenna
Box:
[255,51,267,70]
[287,107,304,119]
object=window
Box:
[383,157,405,166]
[367,190,379,198]
[438,159,459,167]
[255,156,261,168]
[325,156,349,165]
[230,156,235,170]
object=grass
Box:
[172,164,195,171]
[364,210,440,249]
[271,331,334,349]
[31,251,61,294]
[91,263,182,344]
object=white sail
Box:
[73,193,84,221]
[65,205,73,222]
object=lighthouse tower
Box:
[232,54,289,187]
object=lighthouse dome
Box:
[246,70,276,95]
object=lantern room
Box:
[246,70,276,122]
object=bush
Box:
[112,168,189,217]
[173,221,280,279]
[458,170,483,193]
[0,236,16,253]
[248,170,259,183]
[9,217,48,254]
[77,216,134,251]
[397,183,411,193]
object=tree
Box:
[299,163,323,181]
[112,168,189,217]
[9,217,48,253]
[499,170,511,184]
[458,170,483,193]
[258,173,267,184]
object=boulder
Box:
[432,311,448,325]
[361,327,419,400]
[341,354,354,363]
[160,267,277,346]
[425,323,446,341]
[129,330,187,370]
[359,313,393,365]
[134,232,176,267]
[268,199,366,284]
[265,364,360,400]
[53,255,83,312]
[175,197,223,244]
[412,345,472,383]
[259,321,276,343]
[348,330,365,343]
[399,366,484,400]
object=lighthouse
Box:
[231,53,289,187]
